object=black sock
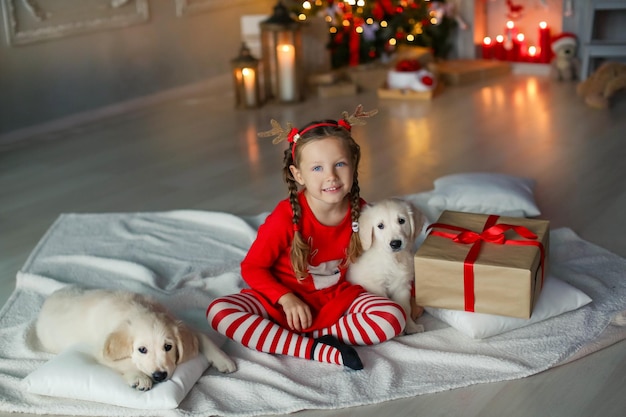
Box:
[312,334,363,370]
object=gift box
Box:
[377,82,443,100]
[435,59,511,86]
[343,62,389,92]
[315,81,358,98]
[414,211,549,319]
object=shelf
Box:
[580,1,626,79]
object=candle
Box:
[482,37,494,60]
[538,21,551,63]
[504,21,516,61]
[513,33,525,62]
[241,67,256,107]
[505,20,517,43]
[527,46,538,63]
[276,44,296,102]
[494,35,506,60]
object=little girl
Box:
[206,105,406,370]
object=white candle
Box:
[276,44,296,102]
[241,67,256,107]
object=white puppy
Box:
[35,286,236,391]
[347,198,425,334]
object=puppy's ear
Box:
[103,323,132,361]
[174,321,199,364]
[405,201,425,244]
[358,204,374,250]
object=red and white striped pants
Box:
[206,292,406,360]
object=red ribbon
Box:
[427,215,546,312]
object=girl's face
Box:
[289,136,354,208]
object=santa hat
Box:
[551,32,577,52]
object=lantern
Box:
[231,42,261,109]
[260,1,303,103]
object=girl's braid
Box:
[345,142,363,265]
[282,148,310,279]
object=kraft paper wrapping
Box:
[414,211,550,319]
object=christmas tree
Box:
[289,0,457,68]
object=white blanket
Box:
[1,193,626,417]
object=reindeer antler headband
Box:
[258,104,378,160]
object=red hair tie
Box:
[287,128,300,144]
[338,119,352,131]
[287,127,300,161]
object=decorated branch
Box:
[288,0,458,68]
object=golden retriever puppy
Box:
[347,198,425,334]
[35,286,236,391]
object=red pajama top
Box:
[241,192,365,332]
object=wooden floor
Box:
[1,73,626,416]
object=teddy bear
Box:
[576,61,626,109]
[550,33,579,82]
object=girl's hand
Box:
[278,293,312,331]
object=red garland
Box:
[427,215,546,312]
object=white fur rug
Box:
[1,192,626,417]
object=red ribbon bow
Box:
[287,127,300,144]
[338,119,352,130]
[427,215,546,312]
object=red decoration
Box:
[395,59,421,72]
[512,33,525,61]
[372,4,385,20]
[506,0,524,20]
[420,74,434,86]
[378,0,394,15]
[494,35,506,60]
[349,19,360,66]
[482,37,493,60]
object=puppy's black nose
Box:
[152,371,168,382]
[390,240,402,251]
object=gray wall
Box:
[0,0,275,137]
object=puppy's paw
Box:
[125,372,153,391]
[199,333,237,373]
[404,320,425,335]
[210,351,237,373]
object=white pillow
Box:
[22,345,209,409]
[425,275,592,339]
[428,173,541,217]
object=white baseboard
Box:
[0,73,232,148]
